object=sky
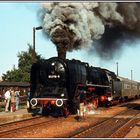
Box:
[0,2,140,82]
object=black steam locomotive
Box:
[29,57,140,116]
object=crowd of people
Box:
[4,87,30,112]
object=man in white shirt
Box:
[4,88,11,112]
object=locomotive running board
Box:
[32,98,68,100]
[78,83,110,88]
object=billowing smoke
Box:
[40,2,140,59]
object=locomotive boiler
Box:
[29,57,140,117]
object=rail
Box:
[69,103,140,138]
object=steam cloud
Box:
[41,2,140,59]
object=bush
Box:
[0,106,4,112]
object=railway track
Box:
[70,103,140,138]
[0,99,140,138]
[0,116,63,138]
[110,110,140,138]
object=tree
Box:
[2,44,42,82]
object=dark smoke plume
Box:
[92,25,140,60]
[41,2,140,59]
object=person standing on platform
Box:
[4,88,11,112]
[27,88,30,110]
[10,88,15,112]
[15,88,20,111]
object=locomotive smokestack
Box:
[57,46,67,59]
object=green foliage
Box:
[2,44,42,82]
[0,106,4,112]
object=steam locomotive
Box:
[29,57,140,116]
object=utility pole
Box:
[131,70,133,81]
[33,27,36,62]
[131,69,133,96]
[116,62,118,76]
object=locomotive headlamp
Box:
[56,99,63,107]
[51,62,55,66]
[30,98,38,107]
[61,93,64,97]
[108,97,113,101]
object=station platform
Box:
[0,109,35,125]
